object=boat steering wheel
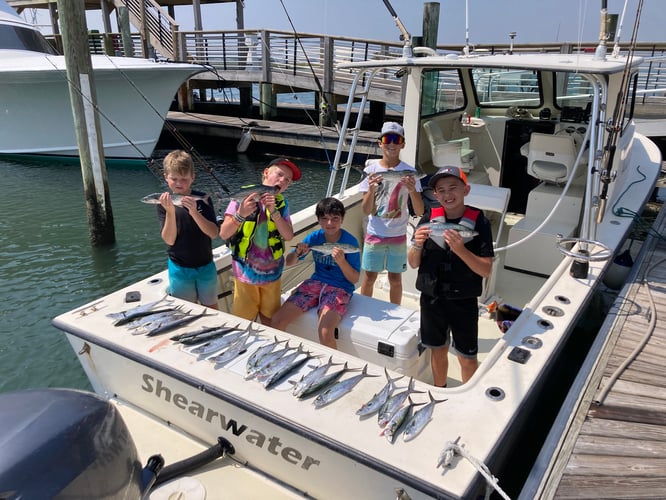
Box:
[555,236,613,262]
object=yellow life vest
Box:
[230,194,286,261]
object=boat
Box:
[0,1,203,162]
[47,2,661,499]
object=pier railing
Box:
[73,29,666,110]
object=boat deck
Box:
[523,203,666,499]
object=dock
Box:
[166,111,382,157]
[523,203,666,498]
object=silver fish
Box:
[419,220,478,249]
[141,193,207,205]
[378,377,423,428]
[365,169,417,182]
[403,391,448,442]
[292,356,340,398]
[307,243,360,255]
[246,336,287,373]
[127,310,189,333]
[313,364,378,408]
[356,368,404,418]
[211,334,262,367]
[145,310,210,337]
[224,184,280,202]
[263,349,318,390]
[296,362,358,399]
[175,323,243,345]
[255,344,308,383]
[381,396,424,444]
[106,295,172,321]
[190,322,260,358]
[245,342,297,380]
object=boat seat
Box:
[525,132,577,184]
[423,120,476,172]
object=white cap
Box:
[380,121,405,138]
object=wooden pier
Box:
[166,111,382,156]
[523,204,666,499]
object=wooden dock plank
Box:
[530,203,666,499]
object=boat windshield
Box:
[420,68,466,117]
[471,68,542,108]
[0,23,59,54]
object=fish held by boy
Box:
[141,193,208,206]
[224,184,280,202]
[417,219,479,249]
[300,243,361,255]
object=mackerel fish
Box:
[106,295,172,321]
[356,368,403,418]
[403,391,448,442]
[245,342,297,380]
[418,220,478,249]
[145,310,210,337]
[291,355,338,398]
[296,362,359,399]
[313,364,378,408]
[246,336,287,374]
[380,396,424,444]
[141,193,207,206]
[307,243,360,255]
[224,184,280,202]
[211,333,262,367]
[174,323,243,345]
[255,344,308,384]
[377,377,423,428]
[189,322,259,358]
[124,309,187,331]
[263,349,319,390]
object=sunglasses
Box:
[379,134,405,145]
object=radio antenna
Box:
[381,0,412,57]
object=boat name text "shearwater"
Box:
[141,374,322,470]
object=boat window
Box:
[471,68,542,108]
[421,69,466,117]
[554,72,594,110]
[0,24,59,55]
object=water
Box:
[0,143,361,394]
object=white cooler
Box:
[281,292,430,379]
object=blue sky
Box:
[27,0,664,44]
[190,0,663,44]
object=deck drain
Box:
[536,318,553,329]
[147,278,163,285]
[554,295,570,304]
[541,305,564,317]
[485,387,505,401]
[521,336,543,349]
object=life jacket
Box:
[415,205,483,299]
[229,193,286,261]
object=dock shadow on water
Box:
[0,144,360,394]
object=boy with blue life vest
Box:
[219,158,300,325]
[156,150,220,309]
[408,166,494,386]
[272,197,361,349]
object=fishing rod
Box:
[382,0,412,57]
[596,0,644,224]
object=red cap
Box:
[269,158,301,182]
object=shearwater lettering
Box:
[141,374,321,470]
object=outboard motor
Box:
[0,388,162,499]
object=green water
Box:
[0,145,360,393]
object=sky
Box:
[25,0,665,45]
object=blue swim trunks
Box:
[167,259,218,306]
[361,234,407,273]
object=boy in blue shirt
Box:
[271,197,361,349]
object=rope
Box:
[437,438,511,500]
[594,256,664,405]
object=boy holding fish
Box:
[271,197,361,349]
[155,150,220,309]
[359,121,424,305]
[219,158,300,325]
[408,166,494,386]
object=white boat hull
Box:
[0,54,202,160]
